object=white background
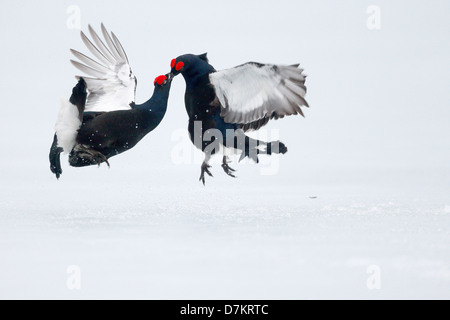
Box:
[0,0,449,299]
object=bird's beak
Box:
[166,72,174,82]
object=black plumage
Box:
[49,25,173,179]
[50,75,172,178]
[169,54,309,184]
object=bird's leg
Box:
[229,129,260,164]
[221,156,236,178]
[199,154,213,185]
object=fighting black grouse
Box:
[49,24,172,179]
[169,54,308,184]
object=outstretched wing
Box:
[209,62,308,131]
[70,24,137,112]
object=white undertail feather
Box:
[55,97,82,154]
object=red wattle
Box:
[170,59,176,68]
[176,61,184,71]
[154,75,167,85]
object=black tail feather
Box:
[49,134,63,179]
[236,133,288,163]
[267,141,288,155]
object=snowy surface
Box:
[1,162,449,299]
[1,0,449,299]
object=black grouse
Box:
[49,24,172,179]
[169,54,309,184]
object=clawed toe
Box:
[199,164,213,185]
[222,163,236,178]
[222,156,237,178]
[96,153,110,168]
[90,151,109,167]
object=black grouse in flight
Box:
[169,54,309,184]
[50,24,172,179]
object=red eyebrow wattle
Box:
[171,59,176,68]
[176,61,184,71]
[154,75,167,85]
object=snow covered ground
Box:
[1,0,449,300]
[1,161,449,299]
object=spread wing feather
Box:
[210,62,308,131]
[70,23,136,112]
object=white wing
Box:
[209,62,308,131]
[70,24,136,112]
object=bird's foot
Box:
[222,157,236,178]
[199,163,213,185]
[93,151,110,168]
[73,145,110,168]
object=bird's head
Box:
[169,53,211,78]
[153,73,173,91]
